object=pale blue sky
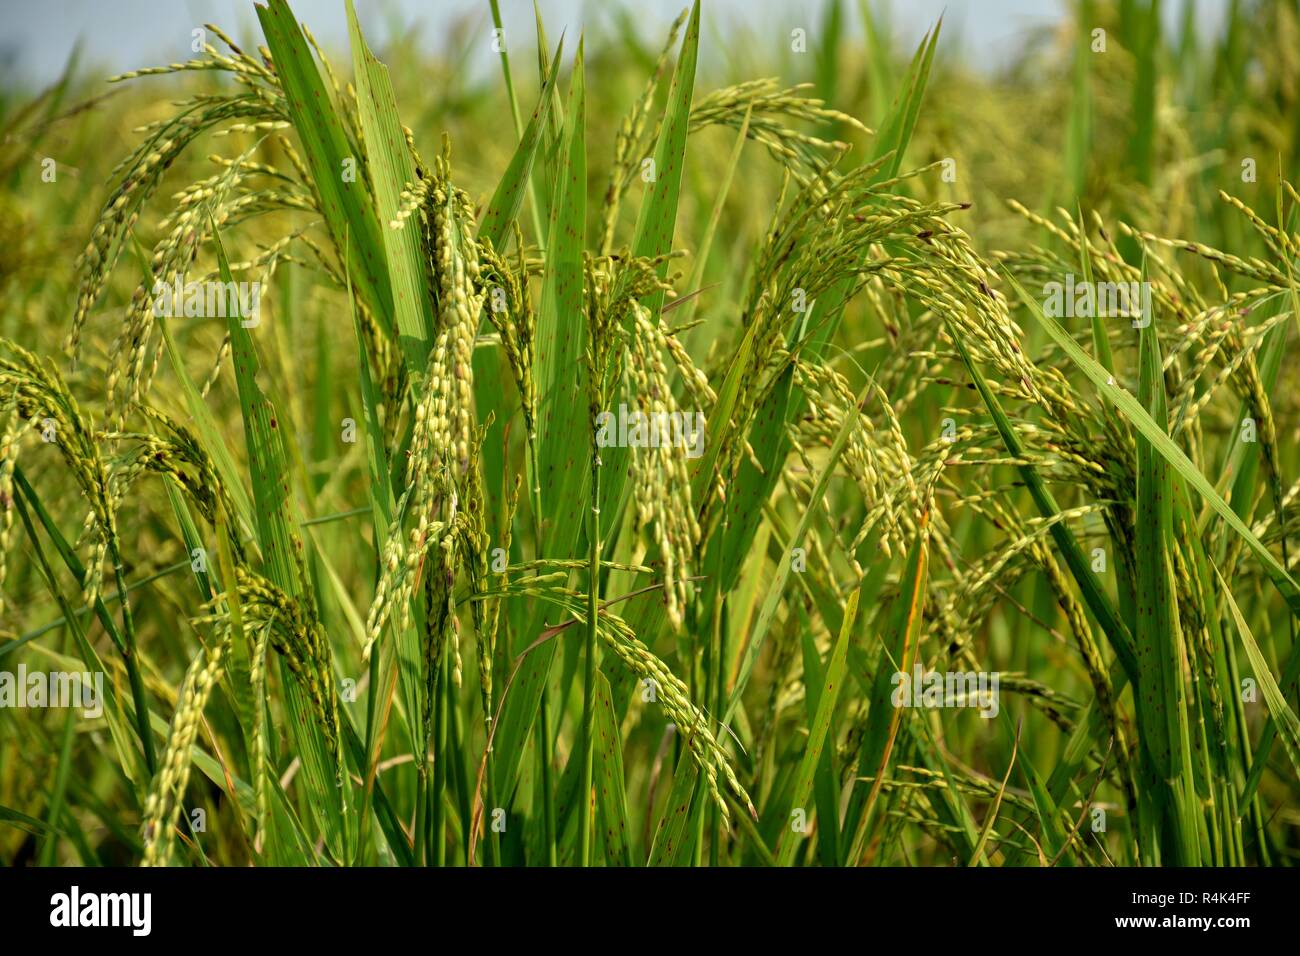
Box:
[0,0,1227,88]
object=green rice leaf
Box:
[257,0,392,332]
[479,38,564,249]
[1216,565,1300,780]
[1007,270,1300,618]
[946,315,1138,682]
[491,39,588,801]
[209,215,348,854]
[776,586,860,866]
[347,0,434,370]
[869,18,941,183]
[844,513,929,865]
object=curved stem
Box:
[579,448,601,866]
[112,541,156,776]
[527,428,557,866]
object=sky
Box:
[0,0,1227,89]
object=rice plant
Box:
[1,0,1298,868]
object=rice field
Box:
[1,0,1298,869]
